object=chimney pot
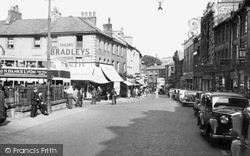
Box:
[93,11,96,17]
[89,12,92,17]
[108,18,111,24]
[85,12,88,17]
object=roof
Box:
[0,16,112,38]
[205,92,246,98]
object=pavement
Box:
[0,97,139,134]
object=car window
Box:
[213,96,249,108]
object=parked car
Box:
[230,106,250,156]
[198,92,249,142]
[178,89,186,103]
[181,90,197,107]
[193,91,211,116]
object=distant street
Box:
[0,94,230,156]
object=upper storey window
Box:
[7,37,14,49]
[34,37,41,48]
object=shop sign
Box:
[51,48,90,56]
[0,69,46,76]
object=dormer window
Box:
[7,37,14,49]
[34,37,41,48]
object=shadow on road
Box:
[97,106,225,156]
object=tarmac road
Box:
[0,94,231,156]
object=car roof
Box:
[204,92,246,98]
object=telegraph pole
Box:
[46,0,52,114]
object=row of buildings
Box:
[0,5,143,95]
[173,0,250,95]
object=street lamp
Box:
[156,0,165,10]
[46,0,52,114]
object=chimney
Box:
[103,18,112,36]
[51,7,61,22]
[6,5,22,24]
[81,11,97,25]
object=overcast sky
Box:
[0,0,212,58]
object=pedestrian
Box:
[111,88,117,105]
[76,87,83,107]
[30,87,40,118]
[127,89,131,99]
[91,87,97,104]
[64,86,74,109]
[37,92,48,116]
[145,87,149,97]
[155,88,159,99]
[97,86,102,102]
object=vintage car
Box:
[181,90,197,107]
[178,89,186,103]
[198,92,249,142]
[230,106,250,156]
[193,91,211,116]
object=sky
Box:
[0,0,212,58]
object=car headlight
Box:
[220,115,229,124]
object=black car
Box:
[230,106,250,156]
[198,92,249,142]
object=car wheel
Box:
[182,102,186,107]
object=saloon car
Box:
[198,92,249,141]
[181,90,197,107]
[230,106,250,156]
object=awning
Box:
[70,63,109,84]
[136,79,145,85]
[100,64,124,82]
[123,81,133,86]
[91,65,109,84]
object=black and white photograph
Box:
[1,0,250,155]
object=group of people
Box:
[127,87,149,99]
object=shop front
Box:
[69,62,124,99]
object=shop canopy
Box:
[123,81,133,86]
[70,63,109,84]
[136,79,145,86]
[100,64,124,82]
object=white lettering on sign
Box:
[51,49,90,56]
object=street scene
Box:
[0,94,230,156]
[1,0,250,156]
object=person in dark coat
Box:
[30,87,40,118]
[37,92,48,115]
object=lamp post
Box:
[46,0,52,114]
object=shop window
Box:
[34,37,41,48]
[7,37,14,49]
